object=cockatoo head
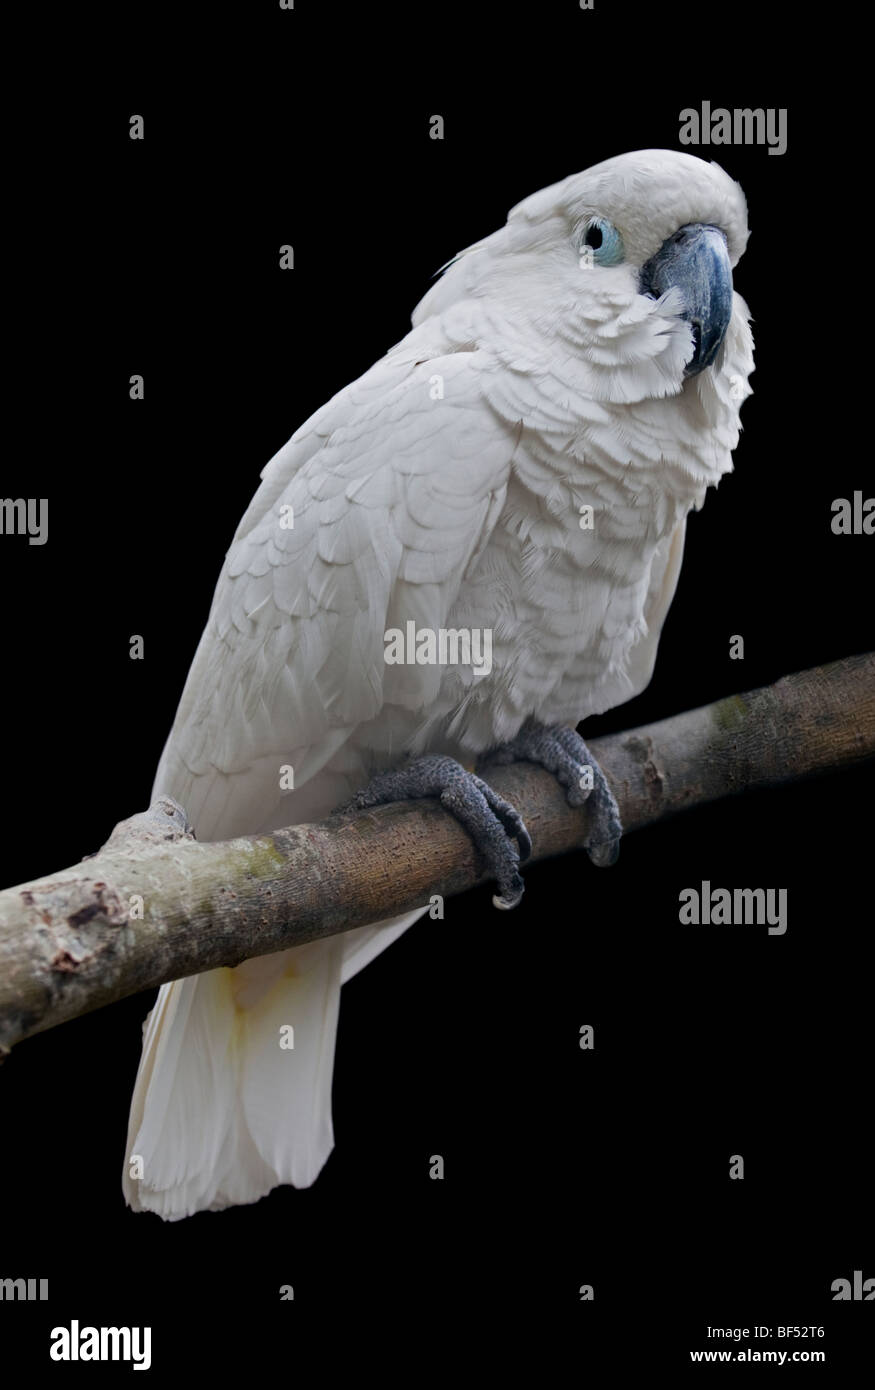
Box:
[414,148,752,400]
[534,148,747,377]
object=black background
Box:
[2,1,871,1371]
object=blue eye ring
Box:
[580,216,625,267]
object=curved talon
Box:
[469,773,532,863]
[493,887,525,911]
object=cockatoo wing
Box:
[153,344,514,840]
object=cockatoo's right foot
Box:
[339,755,532,910]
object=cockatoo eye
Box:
[580,217,625,266]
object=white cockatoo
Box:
[123,149,754,1219]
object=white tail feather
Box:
[123,907,426,1219]
[123,936,344,1220]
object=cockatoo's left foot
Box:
[476,720,622,867]
[338,755,532,909]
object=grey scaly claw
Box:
[477,719,622,867]
[338,754,532,909]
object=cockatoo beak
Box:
[639,223,734,377]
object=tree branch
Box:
[1,653,872,1054]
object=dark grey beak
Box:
[639,223,733,377]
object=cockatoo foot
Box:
[477,720,622,868]
[340,755,532,910]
